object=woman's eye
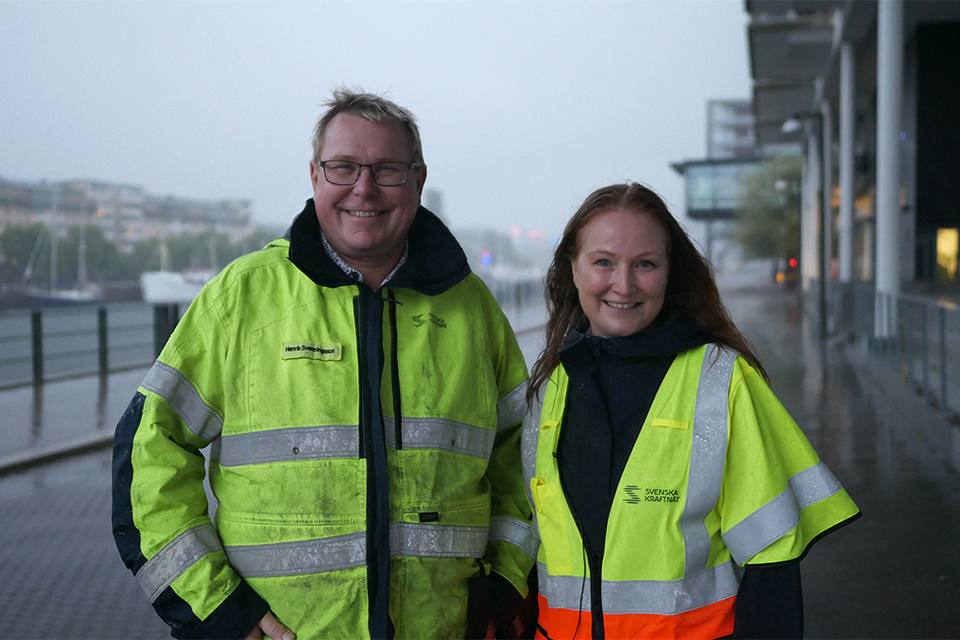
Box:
[594,258,612,267]
[637,260,656,269]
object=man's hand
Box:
[243,611,296,640]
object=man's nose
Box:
[352,166,380,194]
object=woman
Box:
[522,183,859,639]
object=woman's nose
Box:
[611,266,635,294]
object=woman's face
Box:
[571,207,670,338]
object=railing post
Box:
[922,303,929,397]
[939,305,948,409]
[31,310,43,385]
[98,306,109,375]
[153,304,178,357]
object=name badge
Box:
[282,342,342,361]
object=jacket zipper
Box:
[387,289,402,450]
[557,450,605,639]
[355,289,390,639]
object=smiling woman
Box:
[522,182,860,640]
[570,208,670,338]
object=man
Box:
[113,89,536,639]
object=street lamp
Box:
[783,111,827,339]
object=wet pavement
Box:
[1,283,959,638]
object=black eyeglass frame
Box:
[317,160,422,187]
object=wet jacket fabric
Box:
[522,313,860,639]
[112,200,535,639]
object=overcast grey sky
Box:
[0,0,750,240]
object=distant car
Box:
[774,257,799,291]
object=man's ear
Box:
[414,165,427,196]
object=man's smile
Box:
[344,209,387,218]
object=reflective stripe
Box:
[384,416,495,459]
[680,346,737,575]
[538,560,742,615]
[497,380,528,432]
[136,524,222,603]
[389,522,488,558]
[225,532,366,578]
[489,516,539,560]
[141,360,223,442]
[521,388,546,541]
[213,425,359,466]
[722,461,843,564]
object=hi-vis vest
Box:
[113,236,535,639]
[521,344,859,640]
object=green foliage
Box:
[732,155,802,261]
[0,224,281,286]
[0,224,47,284]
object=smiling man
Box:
[112,89,536,640]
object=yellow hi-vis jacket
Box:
[113,204,535,639]
[522,344,859,639]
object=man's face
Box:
[310,113,426,270]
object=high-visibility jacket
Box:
[113,203,536,639]
[522,344,859,640]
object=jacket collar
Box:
[286,198,472,295]
[560,307,711,367]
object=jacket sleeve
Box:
[719,357,860,567]
[479,285,538,598]
[112,283,268,639]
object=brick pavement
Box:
[0,451,169,639]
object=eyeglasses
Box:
[317,160,421,186]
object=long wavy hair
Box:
[526,182,767,406]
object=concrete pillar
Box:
[801,131,822,293]
[839,42,856,282]
[875,0,903,338]
[822,103,834,286]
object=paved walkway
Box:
[2,285,959,638]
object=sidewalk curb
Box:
[0,431,114,477]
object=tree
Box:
[732,155,802,262]
[0,224,47,285]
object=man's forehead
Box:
[322,113,411,149]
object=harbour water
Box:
[0,302,158,389]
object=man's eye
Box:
[375,163,402,175]
[330,163,357,172]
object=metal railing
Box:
[0,303,182,390]
[0,279,544,391]
[828,280,960,415]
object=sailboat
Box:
[6,222,103,308]
[139,234,215,304]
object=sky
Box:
[0,0,751,242]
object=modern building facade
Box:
[747,0,960,337]
[0,176,253,252]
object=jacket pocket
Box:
[531,478,573,575]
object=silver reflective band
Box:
[225,532,366,578]
[538,560,742,615]
[489,516,539,560]
[497,381,528,432]
[721,461,843,564]
[137,524,222,603]
[384,417,495,459]
[213,425,360,466]
[141,360,223,442]
[680,346,737,576]
[520,388,546,542]
[390,523,488,558]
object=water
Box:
[0,302,156,388]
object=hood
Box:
[286,198,472,296]
[560,307,711,368]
